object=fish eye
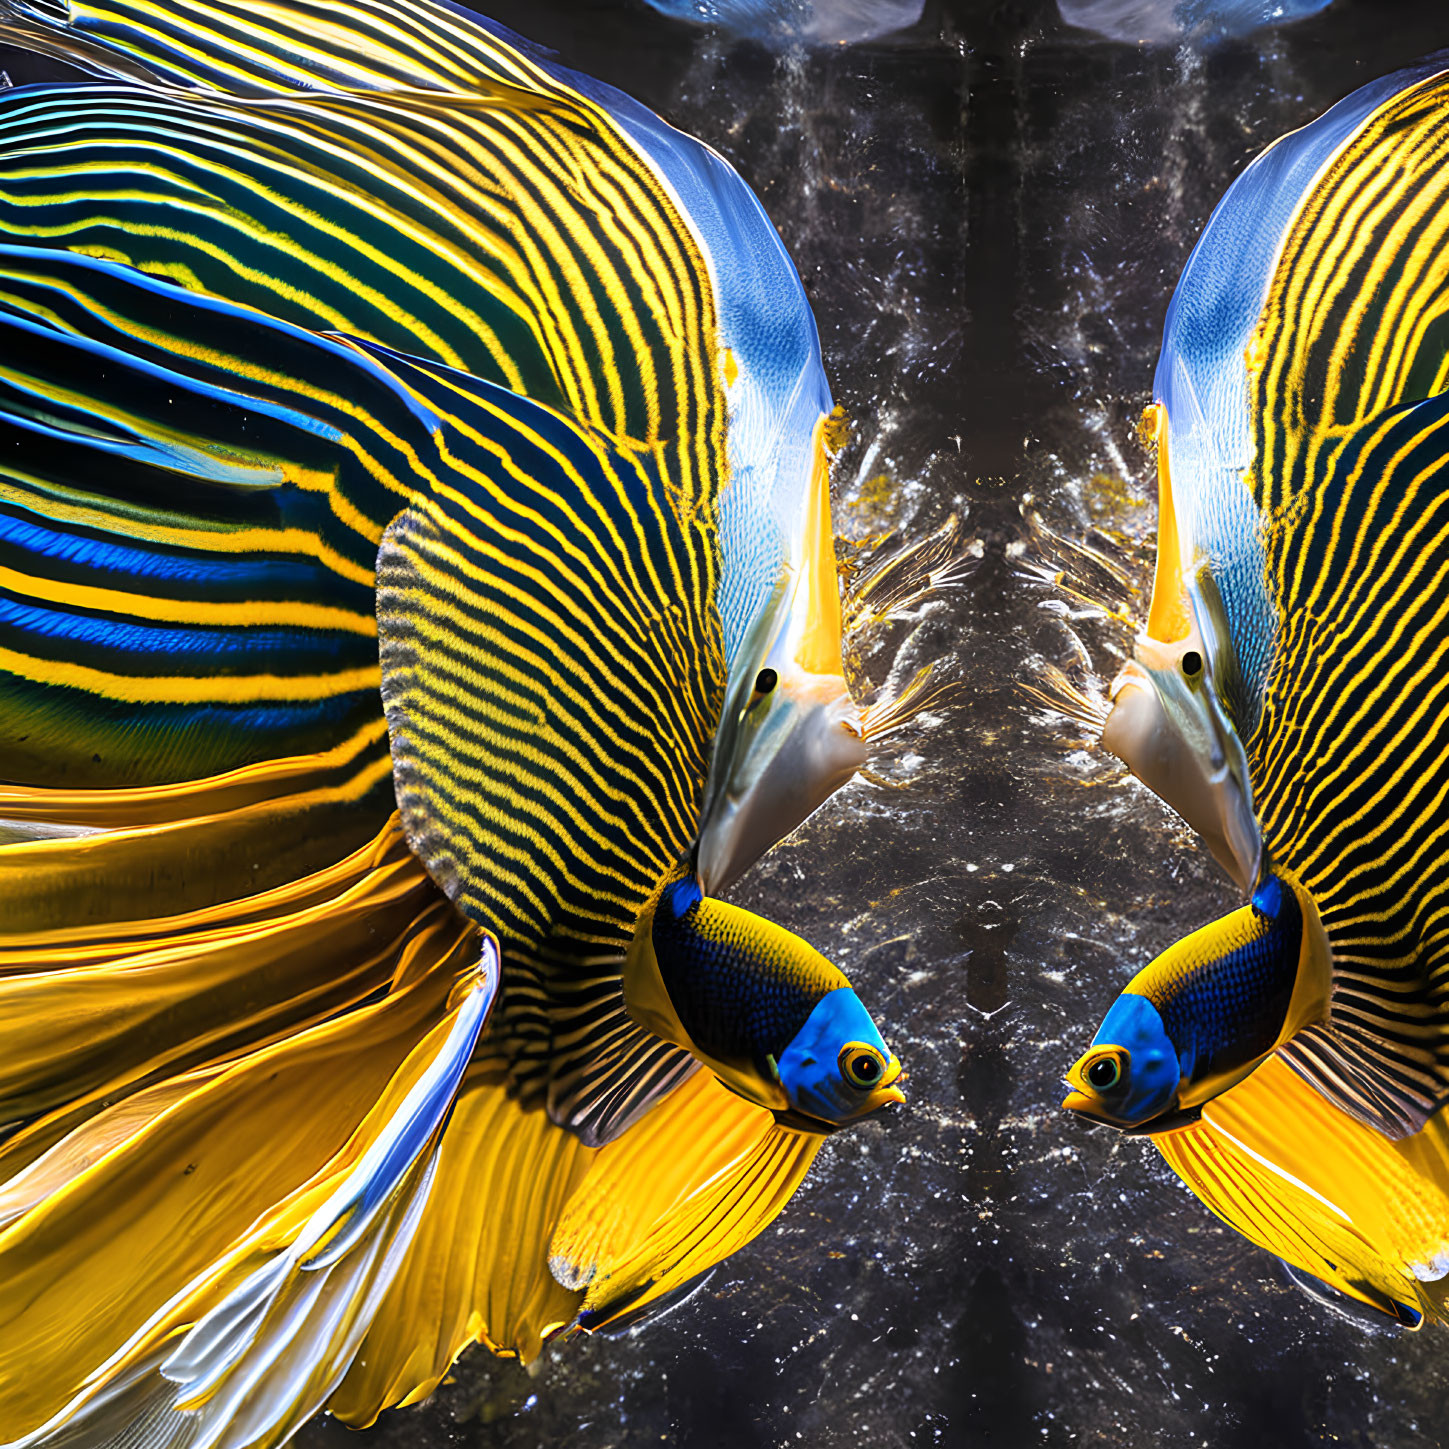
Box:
[839,1042,886,1090]
[1180,650,1203,680]
[753,668,778,696]
[1087,1054,1121,1091]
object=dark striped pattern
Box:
[376,348,723,1135]
[0,250,723,1130]
[0,0,743,1135]
[0,245,420,787]
[0,0,726,509]
[1246,73,1449,1135]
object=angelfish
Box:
[625,876,904,1131]
[1073,59,1449,1145]
[1063,874,1331,1132]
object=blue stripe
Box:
[0,593,365,667]
[0,510,338,594]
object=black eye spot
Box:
[1181,651,1203,678]
[1087,1056,1121,1090]
[839,1045,886,1090]
[754,668,778,695]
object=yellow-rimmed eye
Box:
[839,1042,887,1090]
[1086,1052,1122,1091]
[1180,650,1203,681]
[750,667,778,704]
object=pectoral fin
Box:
[548,1072,821,1330]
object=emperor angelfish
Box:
[0,0,903,1138]
[624,876,904,1130]
[0,224,893,1449]
[0,0,886,897]
[1070,61,1449,1142]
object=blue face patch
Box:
[1091,994,1181,1125]
[659,875,704,922]
[777,988,890,1125]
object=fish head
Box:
[695,648,867,895]
[1062,993,1182,1129]
[775,986,906,1129]
[696,420,866,893]
[1102,627,1260,892]
[621,873,902,1130]
[1106,404,1262,888]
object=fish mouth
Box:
[1060,1086,1200,1135]
[1061,1087,1105,1119]
[873,1053,907,1107]
[771,1063,907,1134]
[695,678,865,894]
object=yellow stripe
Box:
[0,645,379,703]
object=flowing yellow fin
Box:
[327,1071,592,1426]
[0,818,443,1138]
[0,719,393,935]
[0,906,477,1437]
[550,1073,822,1330]
[1154,1055,1449,1325]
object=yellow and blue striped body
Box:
[1089,63,1449,1142]
[0,0,881,1140]
[1073,63,1449,1326]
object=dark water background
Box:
[14,0,1444,1442]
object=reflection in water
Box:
[640,0,925,45]
[1056,0,1334,45]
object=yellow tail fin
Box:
[558,1073,824,1330]
[1155,1054,1449,1323]
[0,905,477,1437]
[327,1074,824,1428]
[328,1070,593,1426]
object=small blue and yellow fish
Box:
[1064,874,1330,1130]
[625,875,904,1128]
